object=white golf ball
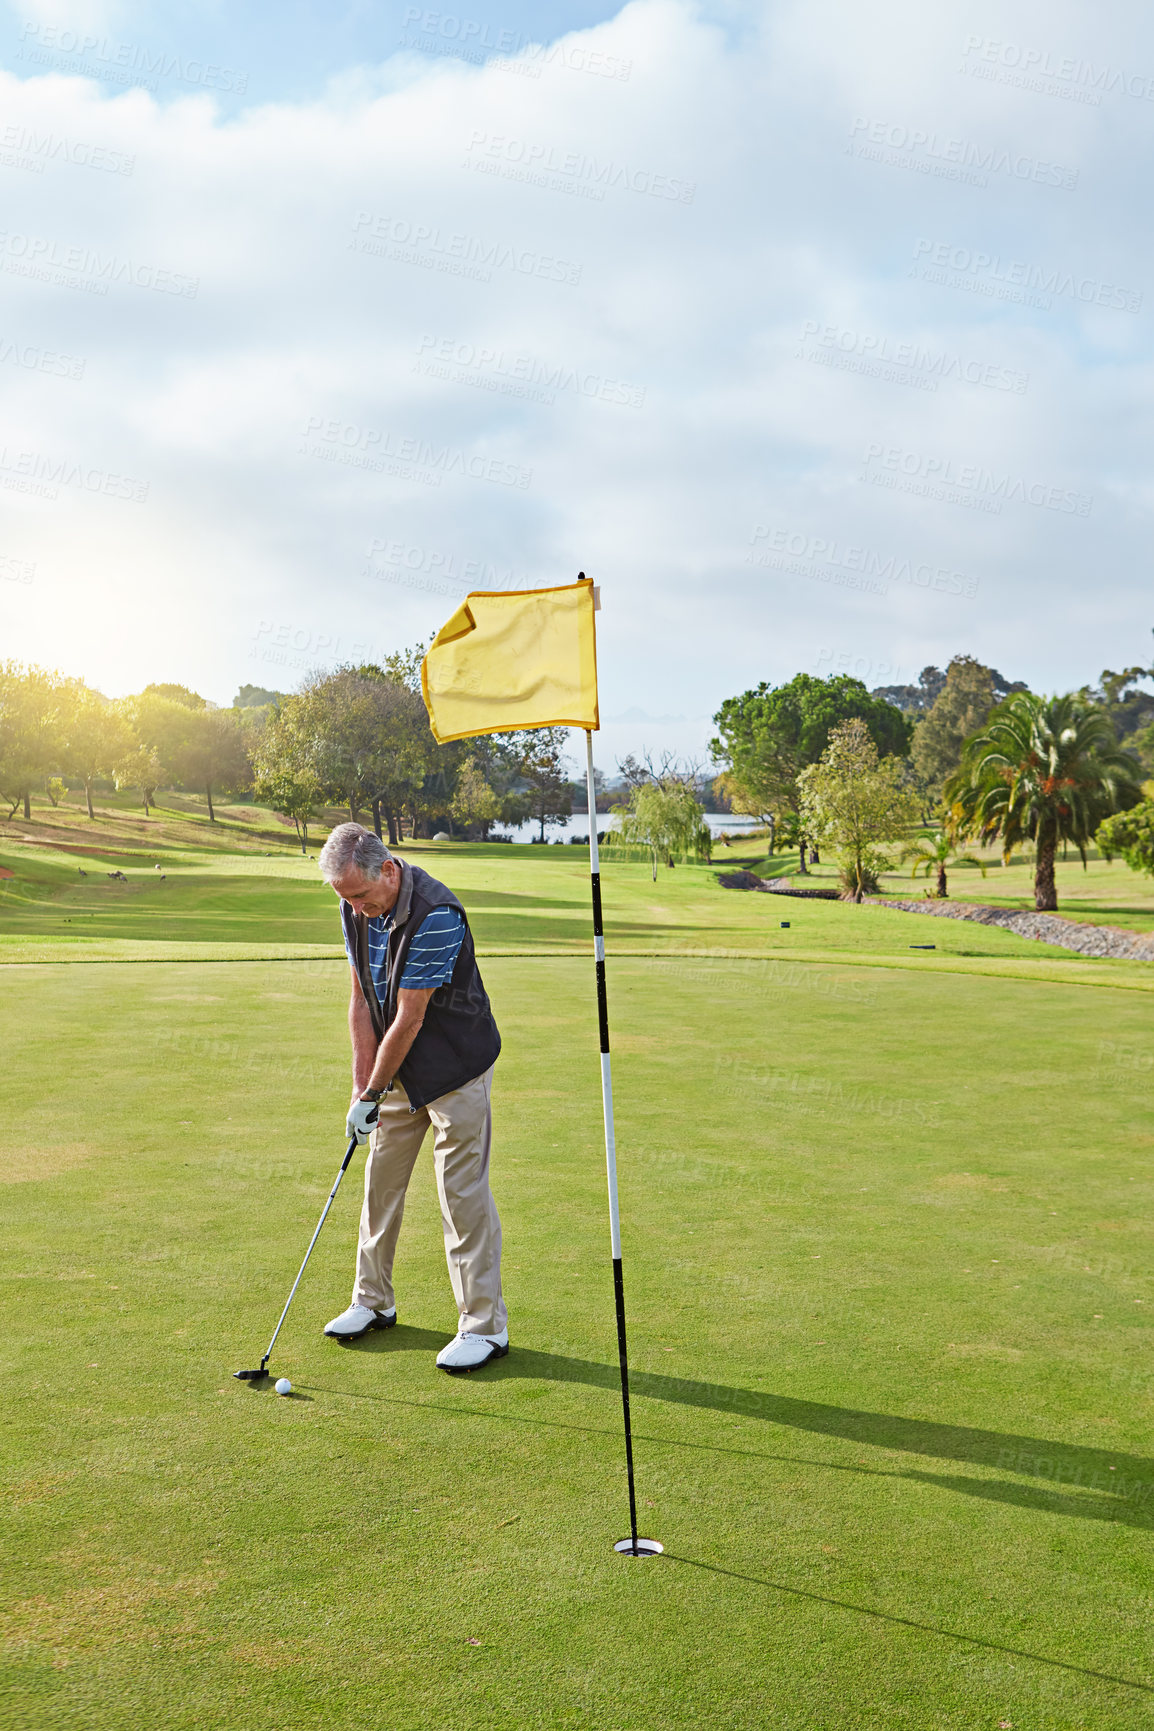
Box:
[274,1378,292,1396]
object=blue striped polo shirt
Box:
[347,904,466,1007]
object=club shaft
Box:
[261,1135,359,1367]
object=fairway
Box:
[4,840,1153,1728]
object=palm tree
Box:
[900,827,987,899]
[944,692,1144,911]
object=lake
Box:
[485,812,765,845]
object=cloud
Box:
[1,0,1152,773]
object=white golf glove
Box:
[346,1097,380,1145]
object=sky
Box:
[0,0,1152,777]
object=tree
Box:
[712,674,912,780]
[140,682,206,710]
[775,810,806,867]
[234,684,287,709]
[872,661,1026,716]
[291,666,430,842]
[450,756,499,838]
[251,702,325,852]
[945,692,1144,912]
[895,751,938,828]
[609,752,712,874]
[118,687,214,812]
[294,670,383,828]
[911,656,1000,801]
[797,718,919,900]
[168,706,253,821]
[0,661,69,820]
[124,688,202,791]
[377,643,426,690]
[65,684,133,819]
[511,728,572,841]
[477,735,532,834]
[711,674,912,873]
[1131,718,1154,775]
[131,683,256,823]
[1081,645,1154,764]
[114,742,165,815]
[712,763,786,853]
[1097,798,1154,877]
[870,665,948,716]
[407,741,467,840]
[616,749,705,791]
[611,780,711,880]
[355,666,431,844]
[709,671,913,872]
[900,828,988,899]
[402,733,534,841]
[119,686,252,820]
[709,688,801,846]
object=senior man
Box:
[317,822,508,1373]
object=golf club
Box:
[234,1133,361,1382]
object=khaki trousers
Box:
[351,1065,507,1338]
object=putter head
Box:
[233,1367,270,1381]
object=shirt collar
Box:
[389,857,414,929]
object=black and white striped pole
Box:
[584,725,663,1559]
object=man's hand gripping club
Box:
[345,977,437,1143]
[346,1096,380,1144]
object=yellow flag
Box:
[421,576,599,743]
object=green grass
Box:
[884,847,1154,933]
[750,838,1154,934]
[6,798,1152,978]
[3,802,1154,1726]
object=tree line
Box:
[710,650,1154,911]
[0,654,720,865]
[9,641,1154,910]
[0,655,575,848]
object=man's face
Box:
[330,859,401,919]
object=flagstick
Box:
[584,729,662,1559]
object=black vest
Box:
[340,860,501,1110]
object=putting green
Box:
[3,942,1152,1728]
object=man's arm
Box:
[348,968,378,1097]
[349,971,435,1099]
[363,987,435,1093]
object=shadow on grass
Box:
[469,914,660,947]
[308,1331,1154,1698]
[661,1554,1153,1697]
[332,1328,1154,1528]
[338,1324,447,1354]
[458,889,588,912]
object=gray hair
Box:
[317,822,393,883]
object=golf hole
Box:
[614,1538,664,1557]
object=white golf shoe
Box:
[323,1303,396,1341]
[435,1328,509,1374]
